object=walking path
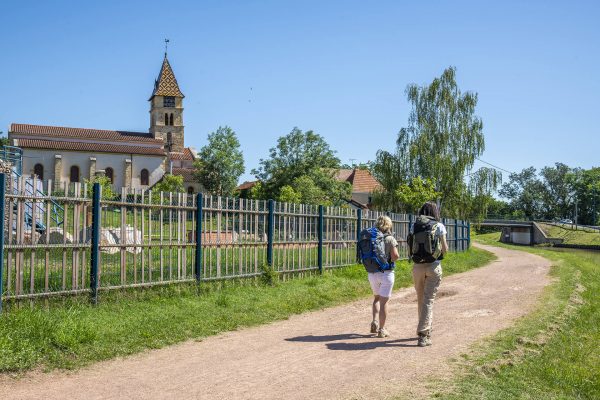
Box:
[0,244,551,400]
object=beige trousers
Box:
[412,262,442,336]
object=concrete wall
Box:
[20,148,165,189]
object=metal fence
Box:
[0,175,470,308]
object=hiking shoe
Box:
[417,334,432,347]
[377,328,390,338]
[370,320,379,334]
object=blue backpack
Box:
[358,227,394,273]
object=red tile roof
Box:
[237,181,257,190]
[336,168,381,193]
[169,147,195,161]
[10,123,163,144]
[15,139,166,156]
[171,167,196,182]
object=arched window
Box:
[105,167,114,184]
[70,166,80,183]
[166,132,173,152]
[140,169,149,186]
[33,164,44,181]
[187,186,194,194]
[165,112,169,125]
[169,113,174,126]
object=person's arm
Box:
[441,235,448,255]
[390,245,399,262]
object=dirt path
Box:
[0,244,551,400]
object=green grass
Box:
[0,247,494,373]
[438,232,600,399]
[538,222,600,246]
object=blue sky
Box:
[1,1,598,182]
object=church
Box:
[8,54,202,194]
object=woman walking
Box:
[409,201,448,347]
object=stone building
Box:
[8,54,202,194]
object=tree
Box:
[539,163,575,220]
[251,127,351,205]
[571,167,600,225]
[499,167,546,219]
[372,67,500,216]
[395,177,441,214]
[194,126,245,196]
[84,175,116,200]
[153,174,184,194]
[0,131,8,147]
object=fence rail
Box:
[0,174,470,306]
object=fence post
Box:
[0,173,5,314]
[356,208,362,262]
[267,199,274,266]
[467,221,471,249]
[195,192,203,282]
[454,219,459,252]
[90,182,101,305]
[318,205,324,273]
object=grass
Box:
[0,246,494,373]
[437,232,600,399]
[538,222,600,246]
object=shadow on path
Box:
[285,333,419,350]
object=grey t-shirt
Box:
[384,235,399,262]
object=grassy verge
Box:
[439,233,599,399]
[538,222,600,246]
[0,247,494,373]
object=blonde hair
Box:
[376,215,393,234]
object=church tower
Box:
[149,55,185,153]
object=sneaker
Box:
[377,328,390,338]
[370,320,379,334]
[417,333,432,347]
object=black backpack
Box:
[407,216,443,264]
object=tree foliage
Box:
[84,175,116,200]
[372,67,500,217]
[194,126,245,196]
[153,174,184,194]
[0,131,8,147]
[251,127,351,205]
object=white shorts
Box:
[368,270,395,298]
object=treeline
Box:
[490,164,599,225]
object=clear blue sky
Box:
[1,1,598,182]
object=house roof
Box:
[15,138,166,156]
[10,123,162,144]
[336,168,380,193]
[237,181,257,191]
[150,56,184,99]
[171,167,195,182]
[168,147,195,161]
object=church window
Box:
[34,164,44,181]
[163,96,175,108]
[141,169,149,186]
[187,186,194,194]
[167,132,173,152]
[164,113,169,125]
[105,167,114,184]
[169,113,174,126]
[70,166,80,183]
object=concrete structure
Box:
[482,220,549,246]
[8,54,200,193]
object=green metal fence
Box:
[0,173,471,308]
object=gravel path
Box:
[0,243,551,400]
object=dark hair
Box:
[419,201,440,221]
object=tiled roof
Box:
[10,123,162,144]
[150,56,184,98]
[16,139,166,156]
[237,181,257,191]
[171,167,196,182]
[169,147,195,161]
[336,168,381,193]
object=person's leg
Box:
[372,295,380,322]
[420,264,442,337]
[412,265,426,334]
[377,271,394,337]
[368,273,381,333]
[378,296,389,328]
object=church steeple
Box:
[149,54,185,153]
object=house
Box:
[336,168,381,209]
[8,54,202,194]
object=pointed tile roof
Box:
[150,56,184,99]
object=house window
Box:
[70,166,80,183]
[169,113,174,126]
[141,169,149,186]
[164,112,169,125]
[33,164,44,181]
[105,167,114,184]
[187,186,194,194]
[163,96,175,107]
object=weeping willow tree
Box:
[373,67,501,217]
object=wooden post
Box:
[90,182,101,305]
[195,192,203,282]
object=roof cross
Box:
[164,38,170,57]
